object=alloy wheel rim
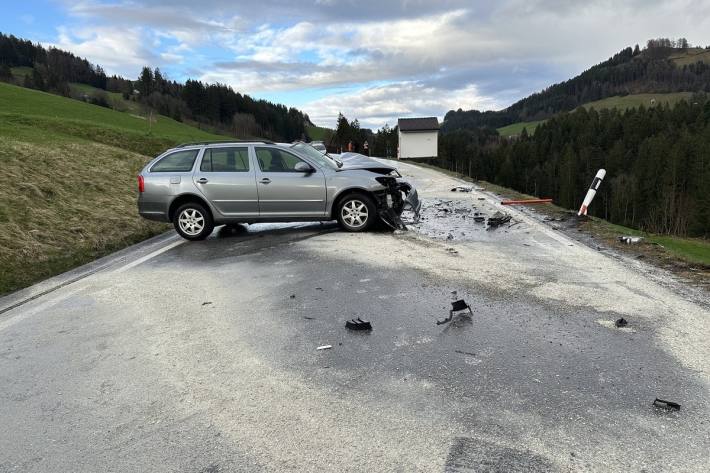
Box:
[341,199,368,228]
[178,208,205,236]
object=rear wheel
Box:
[337,193,376,232]
[173,202,214,240]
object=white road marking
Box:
[0,239,184,331]
[115,240,185,273]
[0,285,87,333]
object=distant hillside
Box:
[0,32,308,141]
[443,38,710,133]
[0,82,227,294]
[497,92,697,137]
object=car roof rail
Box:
[175,139,275,148]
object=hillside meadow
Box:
[0,82,227,294]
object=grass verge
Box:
[0,82,231,295]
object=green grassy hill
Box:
[497,92,696,137]
[496,119,547,137]
[0,82,228,294]
[306,124,332,142]
[580,92,694,111]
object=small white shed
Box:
[397,117,439,159]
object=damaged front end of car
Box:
[374,176,421,230]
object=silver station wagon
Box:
[137,141,420,240]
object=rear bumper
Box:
[139,210,170,222]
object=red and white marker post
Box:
[578,169,606,216]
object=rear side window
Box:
[201,147,250,172]
[255,147,306,172]
[151,150,198,172]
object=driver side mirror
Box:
[294,162,314,173]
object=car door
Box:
[254,146,327,217]
[193,146,259,217]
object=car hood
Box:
[337,161,397,174]
[336,153,397,174]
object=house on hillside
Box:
[397,117,439,159]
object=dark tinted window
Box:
[255,148,306,172]
[151,150,198,172]
[201,147,250,172]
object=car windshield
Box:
[291,142,342,169]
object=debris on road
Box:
[289,294,296,299]
[618,236,644,245]
[487,211,511,229]
[615,317,628,328]
[451,186,473,192]
[653,398,681,411]
[437,299,474,325]
[316,345,332,350]
[446,247,459,255]
[201,301,212,306]
[345,318,373,331]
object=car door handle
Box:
[197,178,208,184]
[259,178,271,184]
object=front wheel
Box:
[336,193,377,232]
[173,202,214,240]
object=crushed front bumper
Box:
[374,178,421,230]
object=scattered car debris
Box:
[451,186,473,192]
[437,299,474,325]
[345,318,373,331]
[618,236,644,244]
[487,211,511,229]
[615,317,628,328]
[653,398,681,411]
[455,349,476,356]
[316,345,332,350]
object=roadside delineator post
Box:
[578,169,606,216]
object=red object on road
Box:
[500,198,553,205]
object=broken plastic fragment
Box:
[437,299,474,325]
[653,398,680,411]
[451,186,473,192]
[316,345,332,350]
[345,318,372,331]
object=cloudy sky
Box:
[2,1,710,128]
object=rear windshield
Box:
[151,149,199,172]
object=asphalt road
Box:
[1,162,708,472]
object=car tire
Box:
[173,202,214,241]
[336,193,377,232]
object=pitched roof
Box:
[397,117,440,132]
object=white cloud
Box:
[303,82,500,129]
[51,26,159,77]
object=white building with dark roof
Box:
[397,117,439,159]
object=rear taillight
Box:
[138,175,145,193]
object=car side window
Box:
[151,150,198,172]
[256,147,307,172]
[201,147,250,172]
